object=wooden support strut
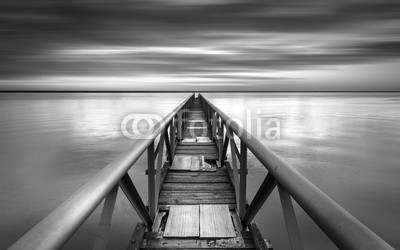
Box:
[147,141,156,219]
[239,142,248,219]
[93,185,118,250]
[241,173,277,227]
[170,117,176,158]
[119,174,153,228]
[278,184,304,250]
[155,133,165,207]
[228,129,240,210]
[164,126,173,164]
[177,110,182,141]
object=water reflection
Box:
[204,92,400,249]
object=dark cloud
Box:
[1,0,400,90]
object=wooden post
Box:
[147,141,156,219]
[155,133,165,207]
[212,112,217,141]
[177,110,182,141]
[218,119,224,167]
[93,185,118,250]
[229,129,240,211]
[239,142,247,219]
[164,128,172,165]
[170,117,175,158]
[278,184,304,250]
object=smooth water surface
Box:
[0,92,399,249]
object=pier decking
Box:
[128,99,267,249]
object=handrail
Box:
[198,94,393,250]
[9,94,194,250]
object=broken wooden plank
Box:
[190,155,203,171]
[152,211,166,232]
[200,205,236,238]
[197,137,212,143]
[182,138,197,143]
[170,155,192,170]
[163,205,200,238]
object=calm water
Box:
[1,93,399,249]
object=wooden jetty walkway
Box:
[130,98,264,249]
[9,94,394,250]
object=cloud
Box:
[1,0,400,90]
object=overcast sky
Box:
[1,0,400,91]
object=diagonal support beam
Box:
[241,173,277,227]
[119,173,153,228]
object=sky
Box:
[1,0,400,91]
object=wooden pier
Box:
[128,98,270,249]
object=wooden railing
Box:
[198,94,394,250]
[9,94,195,250]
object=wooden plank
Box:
[166,171,227,177]
[190,155,207,171]
[152,211,166,232]
[170,155,192,170]
[197,136,212,143]
[200,205,236,238]
[143,232,254,248]
[161,182,233,191]
[182,138,197,143]
[163,205,200,237]
[178,142,215,146]
[164,175,231,183]
[159,197,236,206]
[158,203,237,211]
[190,155,201,171]
[127,222,146,250]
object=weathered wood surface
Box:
[249,223,271,250]
[143,232,255,248]
[175,143,219,160]
[170,155,192,170]
[164,205,200,238]
[182,129,212,138]
[131,98,269,249]
[161,182,233,191]
[127,222,146,250]
[152,211,166,232]
[200,205,236,238]
[164,174,231,183]
[159,191,236,206]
